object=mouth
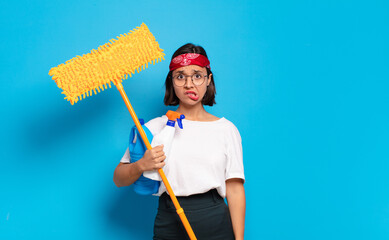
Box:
[185,91,199,101]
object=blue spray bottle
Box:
[129,119,161,195]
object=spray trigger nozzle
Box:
[177,115,185,129]
[166,110,185,129]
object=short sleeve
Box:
[120,147,130,163]
[119,116,166,164]
[144,116,167,136]
[225,123,245,182]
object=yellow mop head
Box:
[48,23,165,105]
[49,23,197,239]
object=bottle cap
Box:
[166,110,185,129]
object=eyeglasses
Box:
[172,73,208,87]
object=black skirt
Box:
[153,189,235,240]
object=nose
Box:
[184,76,194,88]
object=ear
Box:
[207,73,212,86]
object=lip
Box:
[184,91,199,100]
[185,91,197,96]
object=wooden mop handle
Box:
[116,83,197,240]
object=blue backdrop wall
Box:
[1,0,388,239]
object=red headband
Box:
[169,53,211,71]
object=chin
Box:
[179,98,202,107]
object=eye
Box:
[193,74,202,79]
[176,74,185,80]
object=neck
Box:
[176,102,208,121]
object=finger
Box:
[153,145,164,151]
[151,151,164,159]
[153,151,165,158]
[152,155,165,164]
[155,162,166,169]
[158,155,166,162]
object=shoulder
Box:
[144,115,167,135]
[218,117,240,130]
[219,118,242,140]
[145,115,167,125]
[195,117,241,138]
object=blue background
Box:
[1,0,388,239]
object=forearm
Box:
[113,162,143,187]
[226,179,246,240]
[113,145,166,187]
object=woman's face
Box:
[172,65,212,107]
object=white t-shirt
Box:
[120,115,245,198]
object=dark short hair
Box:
[164,43,216,106]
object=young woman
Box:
[113,43,245,240]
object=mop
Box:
[48,23,197,240]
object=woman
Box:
[113,43,245,240]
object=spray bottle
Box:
[143,110,185,181]
[129,119,161,195]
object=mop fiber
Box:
[48,23,165,105]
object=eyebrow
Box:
[174,70,204,74]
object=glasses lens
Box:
[173,73,207,86]
[192,74,206,86]
[173,74,185,86]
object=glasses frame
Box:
[172,73,208,87]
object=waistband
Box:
[158,189,224,211]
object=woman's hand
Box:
[137,145,166,172]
